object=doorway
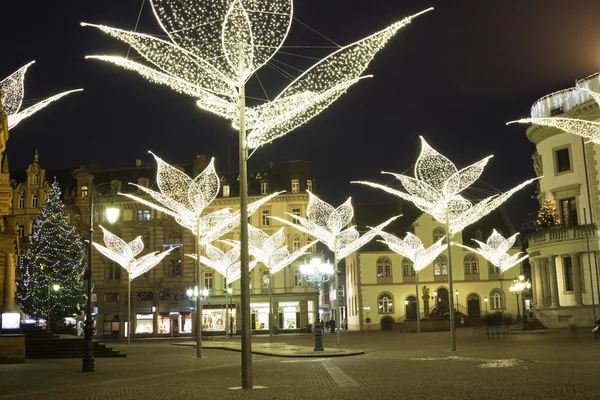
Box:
[467,294,480,317]
[437,288,449,314]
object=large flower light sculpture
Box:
[271,191,399,346]
[508,88,600,143]
[0,61,82,130]
[225,225,316,343]
[377,231,447,333]
[355,136,537,351]
[456,229,528,322]
[120,152,280,356]
[92,226,176,345]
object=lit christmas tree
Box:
[535,200,560,231]
[17,180,86,330]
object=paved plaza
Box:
[1,327,598,399]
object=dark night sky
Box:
[2,1,600,227]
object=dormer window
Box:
[291,179,299,193]
[306,180,313,192]
[260,182,268,195]
[81,185,89,198]
[223,185,230,197]
[33,175,39,185]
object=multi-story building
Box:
[524,72,600,327]
[345,202,523,331]
[10,154,326,338]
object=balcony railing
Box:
[527,224,597,247]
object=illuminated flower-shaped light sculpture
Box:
[0,61,82,130]
[93,226,176,344]
[225,225,316,342]
[120,152,281,355]
[271,191,399,346]
[355,136,537,350]
[508,88,600,143]
[377,231,447,333]
[82,2,433,148]
[456,229,528,321]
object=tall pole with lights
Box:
[301,258,334,351]
[82,183,119,373]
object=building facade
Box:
[346,203,523,331]
[524,72,600,327]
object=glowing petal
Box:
[443,156,493,199]
[0,61,35,115]
[98,226,132,261]
[128,237,145,258]
[129,248,176,280]
[337,216,399,259]
[8,89,83,130]
[509,117,600,144]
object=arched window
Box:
[402,258,415,276]
[18,196,24,208]
[81,185,89,198]
[307,237,313,249]
[488,261,500,274]
[464,254,479,274]
[376,256,392,277]
[434,255,448,276]
[31,195,38,208]
[490,289,503,310]
[292,236,301,252]
[378,293,393,314]
[433,227,446,242]
[33,175,39,185]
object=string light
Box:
[456,229,528,273]
[508,88,600,143]
[82,3,433,149]
[354,136,539,234]
[377,231,447,272]
[271,191,398,259]
[1,61,83,130]
[92,226,175,279]
[529,74,600,118]
[119,152,282,244]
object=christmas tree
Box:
[17,180,86,330]
[535,200,560,231]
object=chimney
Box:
[193,154,208,177]
[135,159,143,167]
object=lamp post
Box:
[509,275,531,325]
[484,297,488,318]
[455,290,459,313]
[83,183,119,373]
[187,286,209,353]
[300,258,334,351]
[225,285,232,340]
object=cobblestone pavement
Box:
[1,327,599,400]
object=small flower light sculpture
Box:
[355,136,537,350]
[225,225,316,342]
[1,61,82,130]
[377,231,447,333]
[456,229,528,322]
[271,190,399,346]
[508,88,600,143]
[93,226,176,344]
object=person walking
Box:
[330,318,336,333]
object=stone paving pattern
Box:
[0,327,598,399]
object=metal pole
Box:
[225,278,229,340]
[269,269,273,343]
[314,286,324,351]
[334,241,341,346]
[239,81,252,389]
[500,274,505,324]
[584,209,597,322]
[415,272,420,333]
[195,218,203,358]
[444,211,456,351]
[127,275,131,345]
[82,189,96,372]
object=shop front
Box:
[278,301,300,329]
[250,302,270,330]
[135,313,154,335]
[202,304,236,334]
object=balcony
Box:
[527,224,597,247]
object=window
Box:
[402,258,415,276]
[33,175,39,184]
[261,209,270,226]
[262,270,270,288]
[433,227,445,242]
[291,179,299,193]
[159,291,171,301]
[137,292,154,301]
[560,198,578,227]
[307,237,313,249]
[104,293,119,302]
[223,185,230,197]
[434,255,448,276]
[550,106,564,116]
[204,272,213,290]
[107,261,121,280]
[563,256,574,291]
[168,260,182,277]
[376,257,392,277]
[291,208,301,217]
[306,180,312,192]
[464,254,479,274]
[554,147,571,174]
[490,290,503,310]
[136,210,151,221]
[18,196,24,208]
[81,185,89,198]
[488,262,500,274]
[292,236,301,252]
[378,293,393,314]
[294,270,303,287]
[143,271,149,279]
[261,182,268,195]
[17,225,25,238]
[31,195,38,208]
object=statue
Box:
[422,286,430,317]
[422,286,430,298]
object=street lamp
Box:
[484,297,488,318]
[509,275,531,324]
[83,182,119,373]
[300,258,334,351]
[225,285,233,340]
[455,290,459,312]
[187,286,209,354]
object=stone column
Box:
[570,253,583,306]
[1,253,15,312]
[548,256,560,308]
[540,260,549,306]
[533,259,543,306]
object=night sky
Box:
[3,0,600,227]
